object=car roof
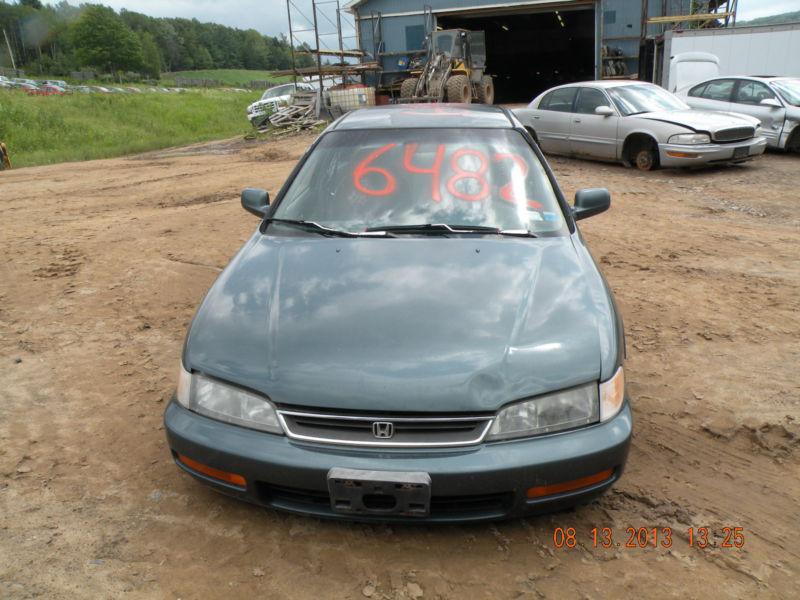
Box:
[549,80,655,90]
[332,104,513,130]
[689,75,797,86]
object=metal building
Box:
[344,0,729,102]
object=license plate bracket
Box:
[327,468,431,517]
[733,146,749,159]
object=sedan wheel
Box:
[634,146,657,171]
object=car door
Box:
[731,80,786,147]
[532,87,578,155]
[685,78,736,112]
[568,87,620,160]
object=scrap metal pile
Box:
[262,91,326,136]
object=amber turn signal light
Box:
[526,468,613,499]
[178,454,247,487]
[665,151,699,159]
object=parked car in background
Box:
[92,86,112,93]
[125,87,143,93]
[72,85,92,94]
[246,82,315,127]
[14,82,39,92]
[514,81,766,171]
[37,84,66,95]
[165,104,632,522]
[678,76,800,153]
[12,77,38,86]
[43,79,68,88]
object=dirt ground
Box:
[1,134,799,600]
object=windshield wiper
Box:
[364,223,537,237]
[265,218,394,238]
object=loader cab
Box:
[429,29,487,76]
[432,30,461,59]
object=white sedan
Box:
[513,81,766,170]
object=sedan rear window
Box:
[699,79,735,101]
[272,129,567,235]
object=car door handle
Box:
[533,115,540,119]
[573,119,581,123]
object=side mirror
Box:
[573,188,611,220]
[241,188,269,218]
[595,105,615,117]
[759,98,781,108]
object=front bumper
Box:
[164,399,632,522]
[246,102,280,127]
[658,136,767,167]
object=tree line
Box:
[0,0,314,79]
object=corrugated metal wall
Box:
[352,0,696,78]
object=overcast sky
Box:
[42,0,800,40]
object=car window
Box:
[273,128,568,235]
[688,82,708,97]
[700,79,735,101]
[540,87,577,112]
[734,80,776,105]
[772,79,800,106]
[607,84,689,116]
[262,84,293,100]
[575,88,611,114]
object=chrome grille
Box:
[277,409,494,447]
[712,127,755,143]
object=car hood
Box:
[184,234,613,413]
[639,109,759,132]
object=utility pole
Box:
[3,28,16,71]
[286,0,297,85]
[311,0,324,94]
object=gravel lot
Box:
[1,135,798,599]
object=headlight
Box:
[176,364,283,434]
[486,383,599,441]
[668,133,710,144]
[599,366,625,422]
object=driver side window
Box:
[734,81,776,105]
[575,88,611,114]
[539,87,578,112]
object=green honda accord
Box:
[165,104,631,522]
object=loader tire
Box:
[446,75,471,104]
[400,77,419,102]
[476,75,494,105]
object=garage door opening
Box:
[437,7,595,104]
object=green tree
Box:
[70,5,143,72]
[139,31,162,78]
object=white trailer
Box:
[660,23,800,92]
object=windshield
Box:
[607,84,689,116]
[262,84,293,100]
[433,33,454,55]
[271,128,567,235]
[772,79,800,107]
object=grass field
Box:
[0,89,261,168]
[162,69,290,87]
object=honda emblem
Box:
[372,421,394,439]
